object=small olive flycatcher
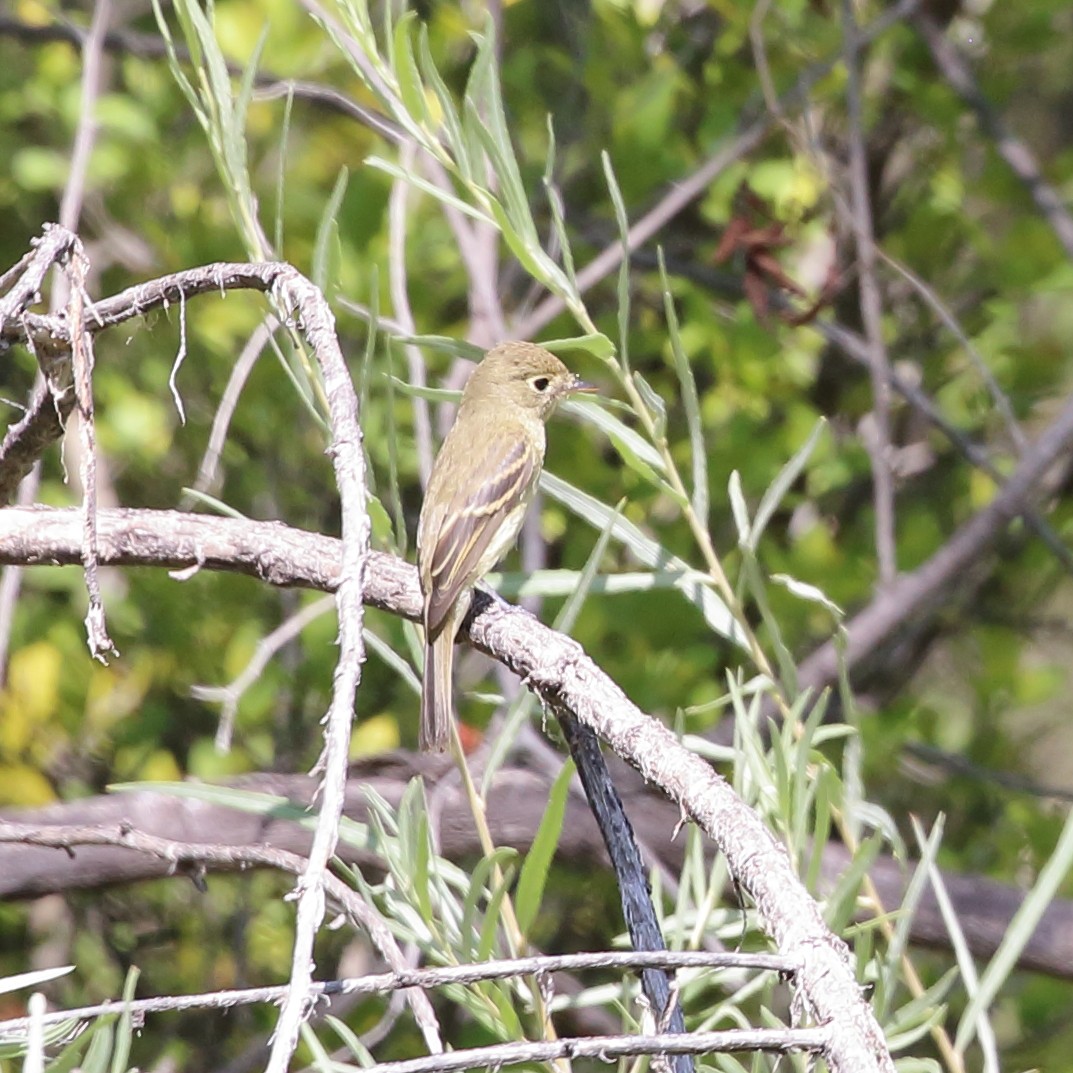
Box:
[416,341,594,752]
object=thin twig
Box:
[842,0,897,587]
[0,819,440,1044]
[874,247,1027,453]
[58,0,111,233]
[192,594,335,752]
[798,385,1073,695]
[915,11,1073,262]
[68,248,118,662]
[190,316,279,498]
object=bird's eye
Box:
[530,376,551,392]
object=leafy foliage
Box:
[2,0,1073,1070]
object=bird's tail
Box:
[420,633,453,752]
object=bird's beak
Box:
[570,375,598,394]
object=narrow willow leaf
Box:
[398,334,485,360]
[658,248,708,525]
[364,627,420,693]
[873,816,946,1019]
[150,0,203,124]
[747,417,826,552]
[366,156,494,224]
[462,848,516,962]
[81,1016,115,1073]
[299,1022,334,1073]
[383,340,407,552]
[391,12,428,129]
[770,573,844,619]
[233,28,266,154]
[956,798,1073,1054]
[560,398,662,469]
[325,1015,373,1066]
[412,792,433,922]
[312,167,348,293]
[541,472,744,647]
[110,968,140,1073]
[389,375,461,404]
[487,195,571,297]
[515,759,575,936]
[0,967,73,996]
[541,333,616,359]
[632,371,667,437]
[273,88,294,254]
[364,154,491,223]
[602,151,632,373]
[823,834,883,933]
[543,127,579,292]
[727,470,751,543]
[740,550,797,694]
[180,488,248,520]
[490,567,707,599]
[464,18,531,231]
[417,26,471,182]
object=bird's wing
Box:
[419,432,539,640]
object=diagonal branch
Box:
[0,504,892,1073]
[798,386,1073,695]
[915,12,1073,263]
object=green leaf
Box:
[561,397,662,471]
[109,967,140,1073]
[747,418,826,552]
[515,759,575,936]
[392,13,428,129]
[417,25,471,182]
[956,796,1073,1053]
[727,471,750,543]
[366,156,494,224]
[0,966,73,996]
[477,863,516,960]
[823,834,883,933]
[602,151,633,372]
[658,248,708,525]
[541,333,616,359]
[541,471,745,648]
[631,371,667,438]
[460,847,516,963]
[312,167,349,293]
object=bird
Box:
[416,341,595,752]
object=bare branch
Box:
[192,594,335,752]
[798,387,1073,695]
[189,316,278,498]
[3,762,1072,979]
[841,0,897,587]
[0,504,892,1073]
[0,819,439,1043]
[57,0,111,233]
[915,12,1073,263]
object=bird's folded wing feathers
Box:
[421,435,538,639]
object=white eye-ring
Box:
[530,376,551,392]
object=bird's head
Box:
[462,341,595,422]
